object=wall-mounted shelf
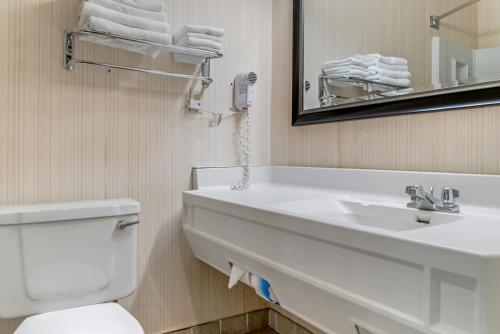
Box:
[64,29,223,87]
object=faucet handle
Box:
[406,185,423,196]
[441,188,460,205]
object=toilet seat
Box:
[14,303,144,334]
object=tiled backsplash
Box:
[166,308,316,334]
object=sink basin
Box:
[268,198,462,231]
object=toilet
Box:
[0,199,144,334]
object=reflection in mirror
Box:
[302,0,500,112]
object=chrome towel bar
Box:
[430,0,481,29]
[64,29,223,87]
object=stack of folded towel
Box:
[322,54,412,92]
[79,0,172,58]
[173,25,224,64]
[174,25,224,53]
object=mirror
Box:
[293,0,500,125]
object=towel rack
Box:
[64,28,223,87]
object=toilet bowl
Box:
[0,200,144,334]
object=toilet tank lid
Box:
[0,199,140,226]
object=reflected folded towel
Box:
[323,65,369,76]
[366,74,411,87]
[176,35,222,52]
[112,0,165,12]
[80,16,172,57]
[370,62,408,72]
[80,2,170,33]
[322,57,352,71]
[354,53,408,66]
[323,54,408,71]
[176,24,225,38]
[368,67,412,79]
[328,70,370,80]
[86,0,167,22]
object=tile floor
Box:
[167,308,315,334]
[248,329,277,334]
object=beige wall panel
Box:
[0,0,271,333]
[479,0,500,48]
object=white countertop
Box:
[185,167,500,257]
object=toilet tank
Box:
[0,199,140,319]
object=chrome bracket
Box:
[201,59,212,88]
[64,30,75,71]
[430,15,440,29]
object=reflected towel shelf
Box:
[318,73,410,107]
[64,28,223,87]
[320,74,409,90]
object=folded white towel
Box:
[175,32,222,44]
[86,0,167,22]
[176,36,222,52]
[323,65,368,75]
[322,54,411,92]
[368,67,412,79]
[348,70,370,79]
[354,53,408,66]
[366,74,411,87]
[325,70,371,80]
[80,2,170,34]
[176,24,225,38]
[84,16,171,44]
[323,54,408,71]
[324,69,351,77]
[322,57,352,70]
[379,57,407,66]
[370,62,409,72]
[80,16,172,57]
[112,0,165,12]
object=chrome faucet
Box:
[405,185,460,213]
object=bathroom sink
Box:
[268,198,461,231]
[184,166,500,334]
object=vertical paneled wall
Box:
[0,1,271,333]
[272,0,500,175]
[3,1,500,334]
[478,0,500,48]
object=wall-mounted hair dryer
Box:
[234,72,257,111]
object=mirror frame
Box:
[292,0,500,126]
